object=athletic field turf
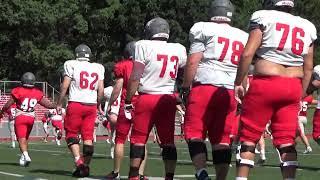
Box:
[0,137,319,180]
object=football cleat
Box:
[72,164,89,178]
[195,170,211,180]
[19,155,31,167]
[303,146,312,154]
[140,174,149,180]
[106,171,120,180]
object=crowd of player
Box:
[1,0,320,179]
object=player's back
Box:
[252,10,317,66]
[11,86,44,116]
[113,59,133,102]
[135,40,187,94]
[189,22,248,88]
[64,60,105,104]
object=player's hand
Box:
[234,85,245,104]
[56,104,62,115]
[179,87,190,105]
[124,102,134,120]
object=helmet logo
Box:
[275,1,294,7]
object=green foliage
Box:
[1,0,320,88]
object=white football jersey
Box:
[104,86,121,115]
[135,40,187,94]
[48,108,65,121]
[64,60,105,104]
[189,22,248,89]
[250,10,317,66]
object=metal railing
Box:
[0,81,60,101]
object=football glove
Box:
[124,102,134,120]
[179,87,190,105]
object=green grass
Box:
[0,138,320,180]
[0,108,319,180]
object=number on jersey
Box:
[276,23,305,55]
[218,37,244,65]
[21,98,37,112]
[80,71,99,90]
[157,54,179,78]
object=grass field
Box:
[0,137,320,180]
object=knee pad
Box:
[187,141,207,160]
[162,146,177,160]
[212,148,232,164]
[83,144,94,157]
[130,144,145,159]
[278,145,297,157]
[236,144,255,168]
[278,146,298,168]
[66,137,80,147]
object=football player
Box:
[125,17,187,180]
[181,0,248,179]
[57,44,105,177]
[234,0,316,179]
[41,112,50,143]
[297,95,316,154]
[48,108,65,146]
[105,41,149,180]
[0,72,56,167]
[5,103,17,148]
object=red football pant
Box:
[64,102,97,141]
[130,94,176,145]
[184,85,236,145]
[52,120,63,130]
[15,115,34,139]
[240,76,301,146]
[312,109,320,140]
[115,106,132,144]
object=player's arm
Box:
[0,97,15,117]
[97,79,104,113]
[182,52,202,88]
[57,76,71,107]
[39,97,56,109]
[108,78,123,109]
[302,44,314,97]
[125,61,145,103]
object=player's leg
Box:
[8,119,16,148]
[184,85,212,179]
[106,110,131,179]
[154,94,178,180]
[42,121,49,142]
[271,102,301,179]
[64,102,86,177]
[52,121,63,146]
[257,134,266,164]
[312,109,320,144]
[236,77,274,180]
[128,94,155,180]
[15,115,34,166]
[298,117,312,153]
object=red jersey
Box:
[113,59,134,105]
[11,86,44,116]
[299,95,313,117]
[5,103,16,120]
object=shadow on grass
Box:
[29,169,71,176]
[261,164,320,171]
[0,162,19,166]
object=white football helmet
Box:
[313,65,320,80]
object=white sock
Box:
[74,156,81,162]
[236,177,248,180]
[196,168,207,177]
[23,151,30,159]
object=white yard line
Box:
[0,170,24,177]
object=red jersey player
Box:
[234,0,316,179]
[4,103,17,148]
[105,41,149,179]
[0,72,56,167]
[57,44,105,177]
[181,0,248,179]
[125,17,187,180]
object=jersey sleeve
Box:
[113,62,124,78]
[98,64,105,80]
[63,61,74,78]
[36,89,44,102]
[179,45,187,68]
[249,10,267,31]
[11,88,19,101]
[309,22,317,42]
[134,41,147,65]
[189,22,206,54]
